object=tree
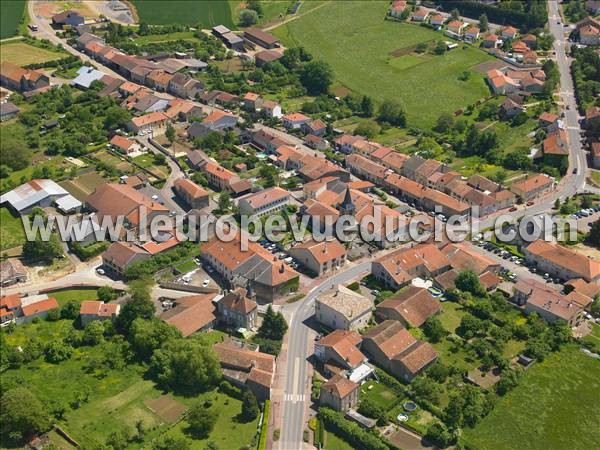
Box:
[82,321,105,346]
[165,123,176,145]
[98,286,117,302]
[554,198,561,210]
[496,368,521,395]
[241,389,260,421]
[152,436,191,450]
[258,305,288,340]
[422,316,446,343]
[239,9,259,26]
[587,219,600,247]
[1,388,50,443]
[451,8,460,20]
[1,138,32,171]
[150,337,222,391]
[434,40,446,55]
[479,13,489,32]
[435,113,454,133]
[104,106,132,131]
[353,120,380,139]
[116,293,155,332]
[218,191,232,213]
[22,234,64,261]
[455,269,485,296]
[45,340,73,363]
[129,318,181,360]
[186,400,218,438]
[416,42,428,53]
[456,314,487,339]
[360,95,374,117]
[61,300,80,320]
[425,422,455,448]
[377,100,406,127]
[138,21,150,35]
[357,398,387,425]
[300,60,334,95]
[247,0,263,16]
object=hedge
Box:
[258,400,271,450]
[70,241,108,261]
[319,408,389,450]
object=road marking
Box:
[291,357,300,399]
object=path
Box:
[263,1,330,32]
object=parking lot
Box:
[258,240,299,270]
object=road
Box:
[27,1,125,80]
[278,262,372,450]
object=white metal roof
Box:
[55,194,82,212]
[0,179,69,212]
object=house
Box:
[539,112,560,132]
[375,285,441,328]
[580,24,600,46]
[146,70,174,92]
[413,159,443,185]
[301,119,326,137]
[261,100,282,119]
[110,135,141,155]
[464,26,480,41]
[86,183,169,231]
[501,26,518,40]
[193,157,251,196]
[79,301,121,327]
[0,258,27,286]
[389,0,407,18]
[164,99,203,122]
[255,50,283,67]
[442,242,500,275]
[282,112,311,130]
[482,33,500,48]
[429,14,445,27]
[1,62,50,92]
[173,178,209,210]
[361,320,438,382]
[188,111,238,138]
[102,242,150,277]
[243,92,263,112]
[521,33,538,48]
[381,151,409,173]
[0,294,22,324]
[72,66,106,89]
[500,97,524,119]
[314,330,365,373]
[565,278,600,301]
[467,174,501,193]
[0,102,20,121]
[216,287,258,329]
[0,179,77,215]
[486,69,520,95]
[161,294,217,336]
[52,10,84,27]
[510,173,554,201]
[213,340,275,401]
[585,106,600,133]
[592,142,600,169]
[202,234,299,302]
[129,93,170,114]
[128,111,170,136]
[346,154,389,184]
[238,187,290,217]
[315,285,373,331]
[537,129,569,162]
[411,7,431,22]
[491,190,517,210]
[515,279,585,326]
[401,155,427,181]
[319,374,360,412]
[4,294,59,324]
[371,243,450,290]
[523,240,600,283]
[244,28,280,49]
[446,20,467,37]
[168,73,203,99]
[288,238,347,276]
[305,134,329,151]
[333,134,365,154]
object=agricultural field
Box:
[59,171,108,201]
[131,0,235,28]
[0,0,25,39]
[0,207,25,251]
[272,1,494,128]
[0,41,65,66]
[463,345,600,450]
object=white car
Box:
[202,279,210,287]
[96,268,105,275]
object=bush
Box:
[319,408,388,450]
[258,400,270,450]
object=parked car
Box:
[202,279,210,287]
[96,267,105,275]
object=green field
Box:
[131,0,235,28]
[0,207,25,251]
[0,0,25,39]
[272,1,494,128]
[0,41,65,66]
[463,346,600,450]
[50,288,100,307]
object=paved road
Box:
[28,1,125,80]
[278,262,372,450]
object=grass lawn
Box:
[590,170,600,187]
[131,0,234,28]
[0,41,65,66]
[438,301,467,333]
[582,323,600,353]
[323,427,354,450]
[164,391,260,449]
[175,258,198,273]
[133,31,196,44]
[0,207,25,251]
[0,0,25,39]
[360,380,399,410]
[50,288,100,307]
[271,1,494,128]
[462,345,600,450]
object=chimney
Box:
[279,263,285,273]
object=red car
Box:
[509,207,518,212]
[526,201,534,206]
